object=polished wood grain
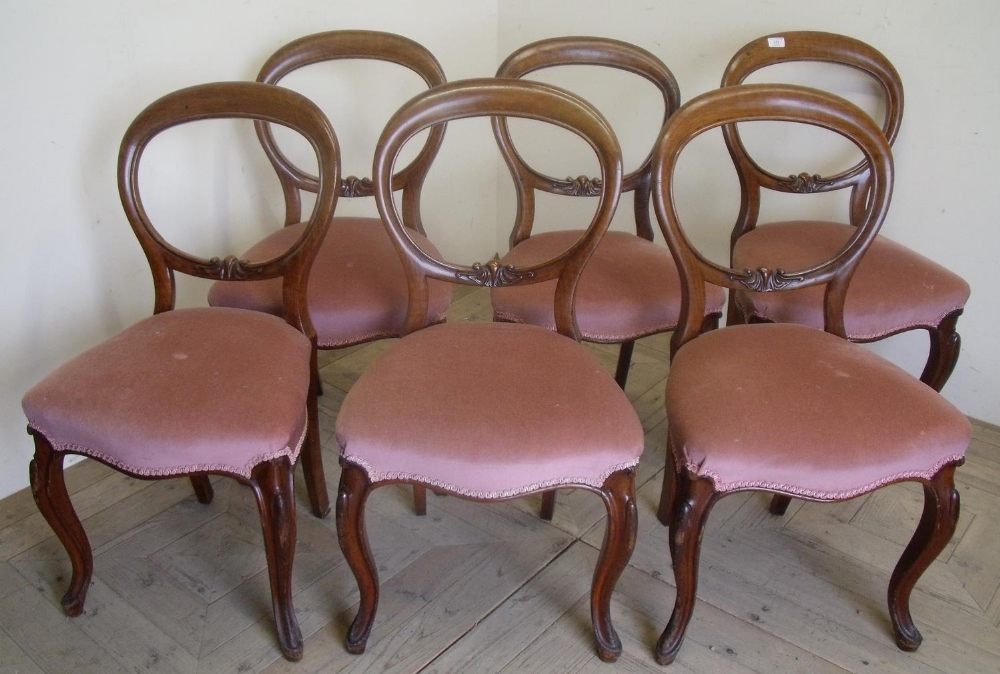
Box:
[22,81,341,662]
[721,31,965,396]
[2,290,999,672]
[332,77,639,664]
[240,31,451,519]
[649,83,968,666]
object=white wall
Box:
[2,0,997,500]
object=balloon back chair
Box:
[491,37,726,391]
[207,31,453,517]
[722,30,971,518]
[722,31,969,392]
[489,36,726,521]
[648,84,969,665]
[21,81,341,661]
[334,78,644,662]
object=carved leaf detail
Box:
[455,254,535,287]
[730,267,805,292]
[341,176,374,198]
[206,255,253,280]
[551,175,602,196]
[784,172,834,194]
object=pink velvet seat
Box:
[207,31,452,352]
[666,323,969,500]
[493,230,725,342]
[23,308,310,478]
[206,31,453,518]
[732,221,970,340]
[21,82,341,661]
[649,84,968,665]
[337,322,642,497]
[335,79,642,663]
[491,37,723,392]
[208,218,450,348]
[722,31,969,393]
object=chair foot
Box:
[337,461,380,654]
[887,464,960,652]
[251,457,303,661]
[592,469,637,662]
[28,431,93,616]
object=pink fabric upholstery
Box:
[666,323,969,499]
[492,230,726,342]
[732,222,970,339]
[22,308,311,479]
[208,217,452,347]
[336,322,644,497]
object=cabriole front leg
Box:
[888,464,960,651]
[591,469,637,662]
[337,460,379,653]
[251,457,303,661]
[28,430,93,616]
[655,473,717,665]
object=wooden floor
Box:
[2,287,998,673]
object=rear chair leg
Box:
[920,309,962,392]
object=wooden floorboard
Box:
[1,288,997,673]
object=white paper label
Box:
[768,37,786,48]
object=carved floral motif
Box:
[729,267,805,292]
[341,176,374,198]
[784,172,834,194]
[551,175,603,196]
[455,254,535,287]
[206,255,253,280]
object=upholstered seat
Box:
[493,230,725,342]
[23,308,310,478]
[337,322,643,497]
[666,323,969,499]
[206,32,452,518]
[335,79,640,662]
[21,81,341,661]
[722,31,969,393]
[208,218,450,348]
[491,37,720,394]
[649,84,968,665]
[733,222,971,340]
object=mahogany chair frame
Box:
[493,36,720,390]
[722,31,961,393]
[492,37,719,521]
[28,82,341,661]
[256,30,446,236]
[648,84,963,664]
[722,30,964,517]
[251,31,449,518]
[336,78,638,662]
